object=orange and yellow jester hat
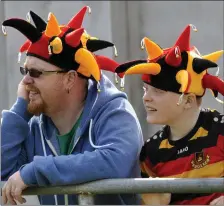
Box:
[2,6,120,91]
[115,24,224,102]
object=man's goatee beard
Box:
[26,85,46,116]
[27,101,45,116]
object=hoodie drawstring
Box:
[39,122,47,157]
[39,121,58,205]
[89,119,113,149]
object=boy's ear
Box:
[184,93,197,109]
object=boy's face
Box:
[142,83,186,125]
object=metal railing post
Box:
[78,194,94,205]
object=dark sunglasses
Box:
[20,66,67,78]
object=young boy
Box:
[115,24,224,205]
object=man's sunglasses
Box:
[20,67,67,78]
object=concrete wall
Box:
[1,1,223,139]
[0,1,9,112]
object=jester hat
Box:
[2,6,120,87]
[115,24,224,101]
[24,8,118,64]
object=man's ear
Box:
[184,93,197,109]
[63,70,77,89]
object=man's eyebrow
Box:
[24,64,42,70]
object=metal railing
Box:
[1,178,224,205]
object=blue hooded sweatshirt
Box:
[1,74,143,205]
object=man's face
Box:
[142,83,185,125]
[23,56,66,116]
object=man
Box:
[1,7,143,205]
[115,24,224,205]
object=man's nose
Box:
[23,74,34,84]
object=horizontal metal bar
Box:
[1,178,224,196]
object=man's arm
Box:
[1,77,33,180]
[1,97,32,180]
[19,99,143,186]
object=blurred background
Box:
[0,1,223,140]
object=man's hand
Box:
[17,77,29,101]
[2,171,28,205]
[210,196,224,205]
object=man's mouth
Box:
[29,91,40,100]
